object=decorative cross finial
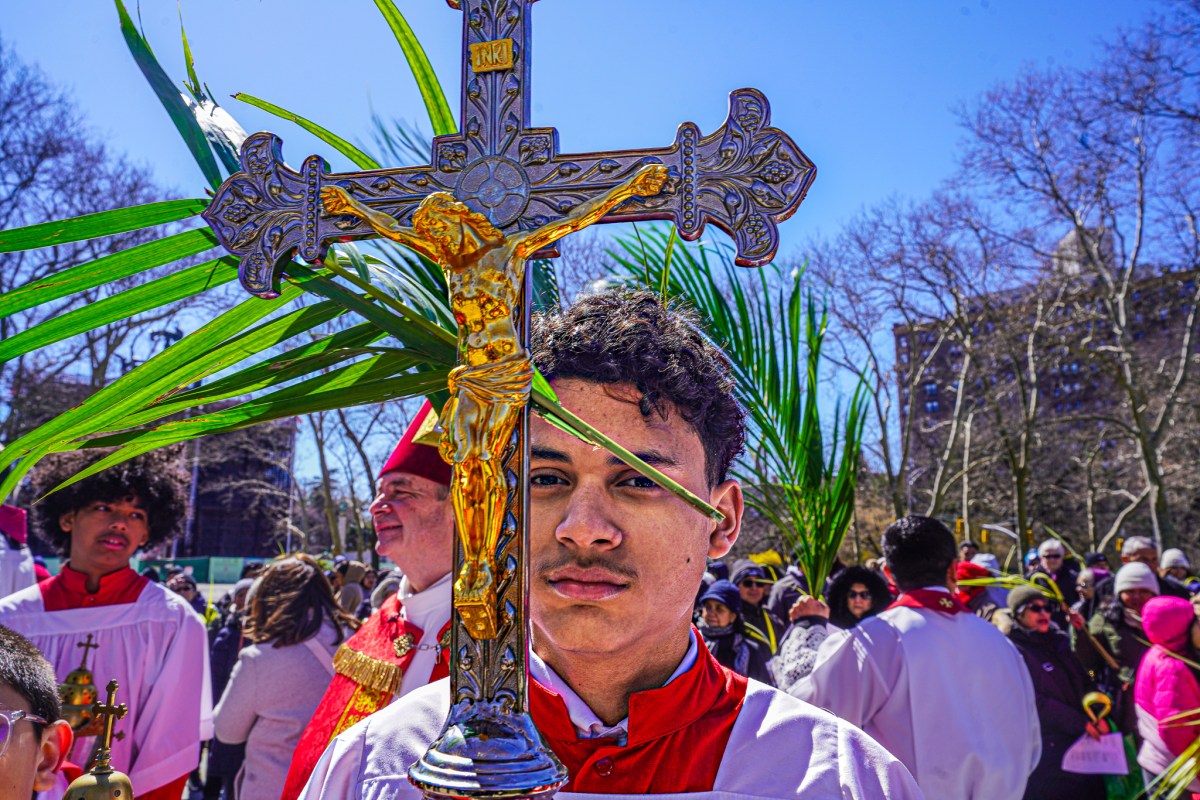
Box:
[93,680,128,759]
[76,634,99,670]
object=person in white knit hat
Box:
[1079,561,1160,735]
[1160,549,1194,586]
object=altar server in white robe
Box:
[0,504,36,599]
[300,290,922,799]
[0,449,212,800]
[793,515,1041,800]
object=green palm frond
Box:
[1144,710,1200,799]
[609,226,869,597]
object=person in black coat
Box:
[697,579,773,685]
[1006,585,1106,800]
[203,578,253,799]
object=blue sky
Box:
[1,1,1162,490]
[4,0,1158,260]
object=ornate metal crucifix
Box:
[203,1,815,797]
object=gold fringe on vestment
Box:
[332,644,404,696]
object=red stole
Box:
[280,593,451,800]
[528,628,747,793]
[889,588,970,615]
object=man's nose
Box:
[553,483,622,551]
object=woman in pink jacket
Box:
[1135,595,1200,791]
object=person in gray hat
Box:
[1005,586,1106,800]
[1159,548,1195,592]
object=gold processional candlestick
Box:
[64,680,133,800]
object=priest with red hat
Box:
[280,401,455,800]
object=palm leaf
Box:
[0,257,238,363]
[0,227,217,319]
[114,0,222,188]
[0,199,208,253]
[233,93,380,171]
[179,13,246,175]
[373,0,457,136]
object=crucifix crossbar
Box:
[202,0,816,298]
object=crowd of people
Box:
[0,288,1197,800]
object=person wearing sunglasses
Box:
[774,565,891,694]
[729,559,785,655]
[0,624,74,800]
[1030,539,1082,629]
[1005,585,1106,800]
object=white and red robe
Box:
[793,587,1041,800]
[281,574,452,800]
[299,627,923,799]
[0,564,212,800]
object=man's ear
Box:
[32,720,73,792]
[58,511,74,533]
[706,479,743,559]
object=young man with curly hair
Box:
[300,290,920,799]
[0,449,212,800]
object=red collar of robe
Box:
[40,564,149,612]
[528,627,748,793]
[889,588,970,615]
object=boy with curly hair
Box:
[0,449,211,800]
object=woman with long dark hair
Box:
[774,565,891,694]
[213,555,360,800]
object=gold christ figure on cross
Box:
[322,163,668,638]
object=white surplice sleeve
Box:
[299,726,370,800]
[789,621,897,729]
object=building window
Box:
[925,400,939,413]
[924,382,938,397]
[899,352,909,364]
[898,334,909,347]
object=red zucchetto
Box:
[379,400,452,486]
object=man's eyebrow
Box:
[609,449,679,469]
[531,446,570,463]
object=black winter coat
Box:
[1009,625,1106,800]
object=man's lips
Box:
[96,534,129,550]
[545,566,630,601]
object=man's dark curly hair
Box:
[531,289,745,486]
[882,515,958,591]
[28,447,189,555]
